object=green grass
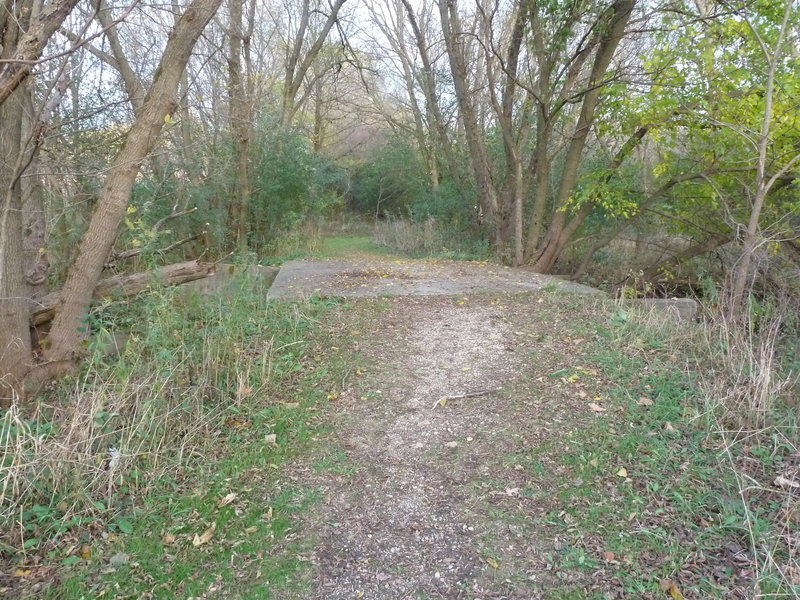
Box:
[3,278,360,599]
[476,301,773,598]
[321,235,391,258]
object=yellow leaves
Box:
[485,557,500,569]
[12,568,31,577]
[192,522,216,547]
[616,467,628,478]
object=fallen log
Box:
[30,260,215,326]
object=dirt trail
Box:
[274,249,605,598]
[273,248,607,598]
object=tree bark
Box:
[439,0,499,242]
[43,0,223,367]
[280,0,347,127]
[227,0,252,248]
[531,0,636,273]
[0,0,81,105]
[0,0,35,399]
[729,0,796,316]
[641,234,731,283]
[31,260,215,326]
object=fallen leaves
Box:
[192,523,216,547]
[80,544,91,560]
[774,475,800,490]
[217,492,238,508]
[636,396,654,407]
[616,467,628,478]
[588,402,606,413]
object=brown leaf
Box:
[636,396,654,407]
[80,544,91,560]
[192,522,216,547]
[162,533,176,545]
[602,551,615,562]
[217,492,238,508]
[659,578,684,599]
[774,475,800,490]
[588,403,606,413]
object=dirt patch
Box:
[283,294,601,599]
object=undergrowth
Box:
[540,300,799,598]
[1,272,351,598]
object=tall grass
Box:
[612,287,799,597]
[373,216,489,260]
[0,272,318,559]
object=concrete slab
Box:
[267,257,604,299]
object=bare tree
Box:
[42,0,223,370]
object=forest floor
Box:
[23,238,786,599]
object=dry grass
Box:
[372,216,444,255]
[0,276,306,560]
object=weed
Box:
[1,268,354,597]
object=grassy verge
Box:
[480,296,798,598]
[1,274,358,598]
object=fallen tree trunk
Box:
[30,260,215,326]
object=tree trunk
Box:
[531,0,636,273]
[0,86,30,400]
[0,0,81,105]
[31,260,215,326]
[227,0,251,248]
[280,0,347,127]
[572,172,704,279]
[439,0,499,243]
[0,2,35,400]
[641,234,731,283]
[399,0,463,196]
[43,0,222,368]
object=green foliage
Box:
[349,137,429,217]
[1,272,345,596]
[249,124,347,247]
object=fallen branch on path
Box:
[431,387,502,409]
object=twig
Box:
[431,387,502,409]
[106,230,205,265]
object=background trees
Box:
[0,0,798,395]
